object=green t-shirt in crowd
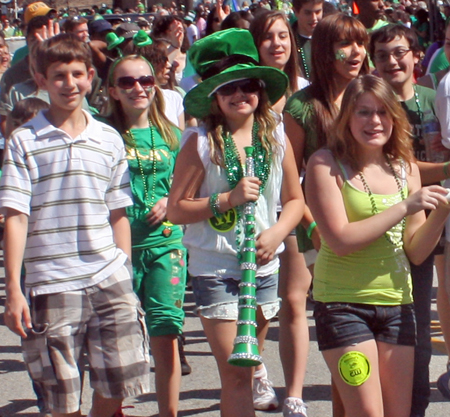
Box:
[401,84,436,162]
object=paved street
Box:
[1,252,450,416]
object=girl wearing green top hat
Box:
[167,29,305,417]
[106,54,186,417]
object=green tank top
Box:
[313,161,413,306]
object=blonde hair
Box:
[106,54,179,150]
[329,75,413,170]
[203,89,279,166]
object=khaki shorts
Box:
[22,264,151,414]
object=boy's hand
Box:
[35,19,60,42]
[4,289,31,338]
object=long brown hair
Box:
[249,10,300,97]
[329,75,413,171]
[203,89,279,166]
[310,13,369,148]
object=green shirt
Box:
[284,86,318,252]
[125,126,183,248]
[401,84,436,162]
[284,86,318,163]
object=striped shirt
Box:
[0,110,133,296]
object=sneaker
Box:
[177,334,192,376]
[283,397,308,417]
[437,370,450,400]
[253,366,279,411]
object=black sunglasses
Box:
[214,79,263,96]
[116,75,155,90]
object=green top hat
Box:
[106,32,125,51]
[184,28,288,119]
[133,30,153,47]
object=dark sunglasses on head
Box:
[213,79,264,97]
[116,75,155,90]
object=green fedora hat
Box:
[133,29,153,47]
[106,32,125,50]
[184,28,288,119]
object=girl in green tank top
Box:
[306,75,450,417]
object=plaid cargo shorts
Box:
[22,264,151,414]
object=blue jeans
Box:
[410,253,433,417]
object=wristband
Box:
[306,221,317,239]
[444,162,450,179]
[209,193,221,217]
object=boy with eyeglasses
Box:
[0,33,151,417]
[371,24,450,417]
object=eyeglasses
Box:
[373,48,411,63]
[213,79,263,97]
[354,108,388,119]
[116,75,155,90]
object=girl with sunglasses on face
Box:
[167,29,304,417]
[105,54,186,417]
[306,74,450,417]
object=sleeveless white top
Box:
[182,124,286,279]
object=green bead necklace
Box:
[295,32,310,80]
[358,156,406,247]
[123,122,172,237]
[222,122,272,257]
[222,123,272,193]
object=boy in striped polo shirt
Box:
[0,34,151,417]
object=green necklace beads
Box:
[295,32,310,80]
[123,122,172,237]
[358,156,406,247]
[222,123,272,194]
[222,122,272,258]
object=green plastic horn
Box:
[228,146,263,367]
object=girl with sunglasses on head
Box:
[167,29,304,417]
[105,54,186,417]
[306,74,450,417]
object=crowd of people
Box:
[2,1,450,417]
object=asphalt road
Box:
[1,256,449,416]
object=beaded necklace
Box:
[413,84,423,125]
[358,157,406,247]
[223,123,272,193]
[123,122,172,237]
[222,122,272,257]
[295,32,310,80]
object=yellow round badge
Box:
[208,208,237,232]
[338,351,371,386]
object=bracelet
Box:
[209,193,221,217]
[444,162,450,179]
[306,221,317,239]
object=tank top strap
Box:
[336,158,350,181]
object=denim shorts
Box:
[191,274,280,320]
[314,301,416,351]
